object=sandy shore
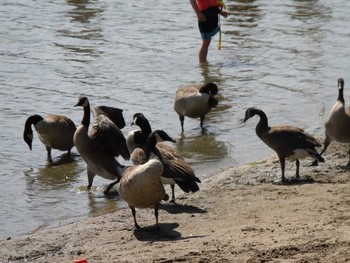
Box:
[1,139,350,263]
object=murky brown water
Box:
[1,0,350,239]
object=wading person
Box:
[190,0,229,64]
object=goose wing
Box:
[267,125,321,151]
[92,106,126,129]
[157,144,201,193]
[88,114,130,160]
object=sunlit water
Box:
[1,0,350,239]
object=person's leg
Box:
[199,37,211,64]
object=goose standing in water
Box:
[174,82,218,132]
[126,113,201,203]
[119,130,174,231]
[73,96,130,194]
[312,78,350,167]
[23,114,76,158]
[244,107,324,182]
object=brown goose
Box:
[313,78,350,167]
[23,114,76,157]
[126,113,201,203]
[73,96,130,193]
[174,82,218,132]
[244,107,324,182]
[119,130,174,231]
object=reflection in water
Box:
[226,0,261,29]
[290,0,330,22]
[87,192,120,217]
[55,0,105,60]
[200,63,224,85]
[66,0,103,24]
[36,155,79,189]
[176,133,228,163]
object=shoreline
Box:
[1,140,350,262]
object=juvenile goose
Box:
[244,107,324,182]
[313,78,350,167]
[174,82,219,132]
[73,96,130,193]
[23,114,76,157]
[119,130,174,230]
[126,113,201,203]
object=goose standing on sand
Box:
[119,130,174,230]
[73,96,130,194]
[174,82,218,132]
[126,113,201,203]
[313,78,350,167]
[23,114,76,158]
[244,107,324,182]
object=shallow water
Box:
[1,0,350,239]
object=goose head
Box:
[199,83,218,95]
[244,107,260,122]
[74,96,89,108]
[336,78,345,103]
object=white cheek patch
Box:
[289,149,309,160]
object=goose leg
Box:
[131,206,141,230]
[104,177,120,195]
[154,205,160,231]
[279,156,286,182]
[46,146,52,157]
[169,184,176,203]
[295,159,300,179]
[86,168,95,191]
[179,116,185,132]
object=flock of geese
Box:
[23,78,350,230]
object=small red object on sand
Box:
[74,258,88,263]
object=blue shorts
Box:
[198,6,220,40]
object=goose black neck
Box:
[82,103,91,127]
[25,115,43,134]
[254,109,269,128]
[145,134,163,162]
[139,119,152,137]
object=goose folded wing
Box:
[88,115,130,160]
[268,126,321,150]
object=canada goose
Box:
[119,130,174,230]
[313,78,350,167]
[244,107,324,182]
[23,114,76,157]
[174,82,219,132]
[73,96,130,193]
[126,113,201,203]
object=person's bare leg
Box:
[199,38,211,64]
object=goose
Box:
[119,130,174,230]
[73,96,130,193]
[23,114,76,157]
[313,78,350,167]
[174,82,218,132]
[126,113,201,203]
[243,107,324,182]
